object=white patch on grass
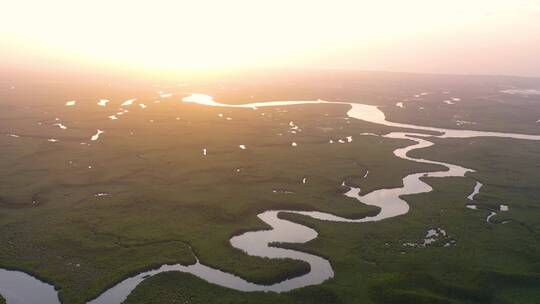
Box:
[456,120,476,126]
[467,181,482,200]
[183,94,220,106]
[272,189,294,194]
[486,212,496,223]
[121,98,136,106]
[91,130,104,141]
[500,89,540,96]
[402,228,452,248]
[53,123,67,130]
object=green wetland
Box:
[0,71,539,303]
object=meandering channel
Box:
[2,96,540,304]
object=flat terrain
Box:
[0,71,539,303]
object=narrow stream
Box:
[2,96,540,304]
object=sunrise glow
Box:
[2,0,540,76]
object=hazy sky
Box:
[1,0,540,77]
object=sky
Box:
[1,0,540,77]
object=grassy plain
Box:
[0,72,539,303]
[125,175,540,304]
[0,81,438,303]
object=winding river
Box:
[2,95,540,304]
